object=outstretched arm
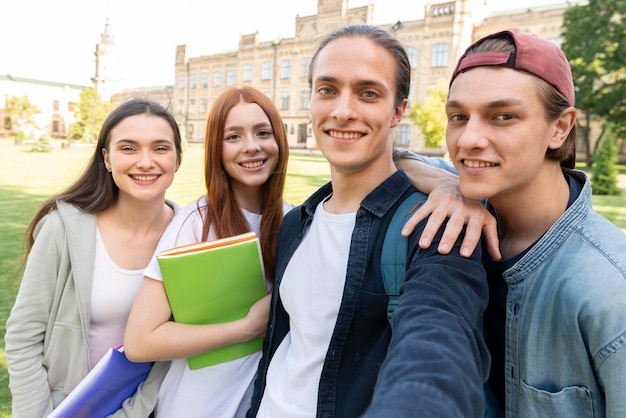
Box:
[364,219,490,417]
[394,150,501,260]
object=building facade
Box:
[172,0,579,153]
[0,74,84,139]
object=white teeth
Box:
[464,160,498,168]
[328,130,363,139]
[133,175,158,182]
[241,161,264,168]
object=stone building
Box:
[172,0,579,153]
[92,18,122,102]
[0,74,84,139]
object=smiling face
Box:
[221,101,279,200]
[102,113,178,204]
[309,36,407,178]
[446,66,568,204]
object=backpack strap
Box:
[381,191,425,325]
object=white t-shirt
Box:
[257,200,356,418]
[144,197,292,418]
[89,229,144,368]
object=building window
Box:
[280,91,290,110]
[299,90,310,109]
[431,43,449,68]
[189,73,197,89]
[262,61,272,80]
[243,63,253,81]
[298,123,307,144]
[213,71,222,86]
[301,57,311,78]
[201,98,208,113]
[407,46,418,69]
[226,69,235,86]
[281,59,292,79]
[68,102,74,112]
[433,5,455,16]
[201,72,209,88]
[53,100,59,112]
[396,124,411,146]
[178,74,186,89]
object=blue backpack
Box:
[380,191,424,325]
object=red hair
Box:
[200,86,288,283]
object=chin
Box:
[459,185,489,202]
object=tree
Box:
[561,0,626,166]
[592,123,620,195]
[408,79,448,148]
[68,88,112,141]
[4,95,41,138]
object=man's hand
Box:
[402,183,501,260]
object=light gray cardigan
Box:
[5,199,178,417]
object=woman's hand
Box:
[241,294,271,340]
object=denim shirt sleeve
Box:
[363,221,490,418]
[394,148,458,175]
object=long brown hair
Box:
[23,98,182,255]
[200,86,288,283]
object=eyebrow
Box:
[314,75,387,90]
[113,138,173,145]
[446,98,524,109]
[224,122,272,132]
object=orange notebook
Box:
[157,232,266,369]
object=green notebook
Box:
[157,232,266,369]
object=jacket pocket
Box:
[518,379,595,418]
[44,323,87,400]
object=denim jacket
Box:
[496,170,626,417]
[248,171,490,418]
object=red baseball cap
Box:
[451,28,576,168]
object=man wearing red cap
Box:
[402,28,626,417]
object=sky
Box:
[1,0,565,89]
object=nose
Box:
[243,134,261,153]
[331,91,357,123]
[137,150,155,168]
[453,117,488,151]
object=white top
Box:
[144,197,293,418]
[257,200,355,418]
[89,229,144,368]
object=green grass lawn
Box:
[0,138,624,416]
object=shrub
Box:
[29,135,54,153]
[592,125,620,195]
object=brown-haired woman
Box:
[5,98,183,417]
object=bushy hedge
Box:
[29,135,54,153]
[592,125,620,195]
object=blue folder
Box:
[48,347,152,418]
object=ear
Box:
[391,98,408,128]
[102,148,111,172]
[548,106,576,151]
